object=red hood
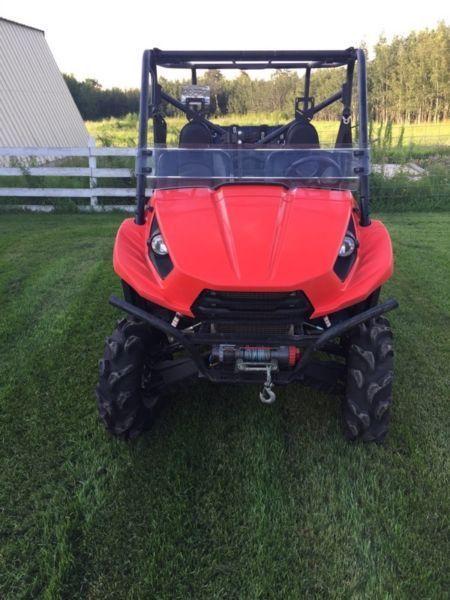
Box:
[114,185,393,317]
[154,185,353,288]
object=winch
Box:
[210,344,300,368]
[210,344,300,404]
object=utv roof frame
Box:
[135,48,370,227]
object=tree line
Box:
[65,22,449,123]
[63,75,140,121]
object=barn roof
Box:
[0,17,45,34]
[0,17,89,147]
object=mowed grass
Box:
[0,213,448,598]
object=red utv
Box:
[96,49,397,443]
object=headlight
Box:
[339,234,356,257]
[148,218,173,279]
[334,225,358,281]
[151,233,168,256]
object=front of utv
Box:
[95,47,398,443]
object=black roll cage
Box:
[135,48,370,227]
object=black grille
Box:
[191,290,312,322]
[214,322,291,336]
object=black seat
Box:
[264,118,320,178]
[157,120,231,185]
[285,119,320,147]
[179,121,213,145]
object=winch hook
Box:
[259,365,277,404]
[260,385,276,404]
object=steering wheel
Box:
[284,154,342,178]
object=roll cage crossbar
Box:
[135,48,370,227]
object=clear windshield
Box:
[144,146,369,191]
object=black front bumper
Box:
[109,294,398,386]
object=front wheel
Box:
[342,316,394,443]
[95,316,164,440]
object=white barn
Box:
[0,17,89,148]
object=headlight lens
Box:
[339,234,356,257]
[151,233,168,256]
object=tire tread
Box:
[342,316,394,443]
[96,317,159,440]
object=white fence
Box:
[0,145,149,212]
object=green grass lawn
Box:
[0,213,448,598]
